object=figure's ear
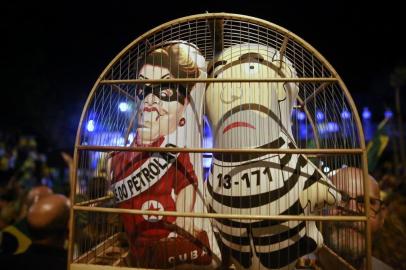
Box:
[279,60,299,101]
[277,83,287,102]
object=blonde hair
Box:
[139,41,203,92]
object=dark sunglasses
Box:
[136,83,188,104]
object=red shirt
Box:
[110,138,198,244]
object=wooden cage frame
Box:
[68,13,372,270]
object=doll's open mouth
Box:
[223,121,256,134]
[143,107,161,121]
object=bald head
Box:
[27,194,70,244]
[330,167,380,200]
[26,186,53,207]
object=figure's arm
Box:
[175,184,197,236]
[299,157,341,213]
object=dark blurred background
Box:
[1,0,405,150]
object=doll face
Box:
[205,59,290,148]
[136,64,186,145]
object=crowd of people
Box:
[370,161,406,269]
[0,131,71,269]
[0,132,70,227]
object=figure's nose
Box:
[144,93,159,105]
[220,83,243,104]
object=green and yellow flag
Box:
[367,118,390,171]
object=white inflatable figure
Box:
[109,41,221,269]
[204,43,341,269]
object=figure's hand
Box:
[299,178,342,213]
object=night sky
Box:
[1,1,405,150]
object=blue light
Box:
[119,102,129,112]
[297,111,306,121]
[384,109,393,119]
[341,109,351,119]
[362,107,373,140]
[203,116,213,168]
[362,107,371,119]
[203,116,212,137]
[110,137,125,146]
[317,122,339,134]
[127,133,135,145]
[316,111,324,121]
[203,154,213,168]
[86,120,95,132]
[299,123,308,138]
[327,122,339,132]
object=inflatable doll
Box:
[109,41,220,269]
[204,43,341,269]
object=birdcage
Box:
[69,13,373,270]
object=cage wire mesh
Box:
[70,13,371,270]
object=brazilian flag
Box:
[367,118,390,171]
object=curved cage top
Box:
[77,13,363,157]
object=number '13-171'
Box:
[217,167,272,189]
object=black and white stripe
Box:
[205,136,330,269]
